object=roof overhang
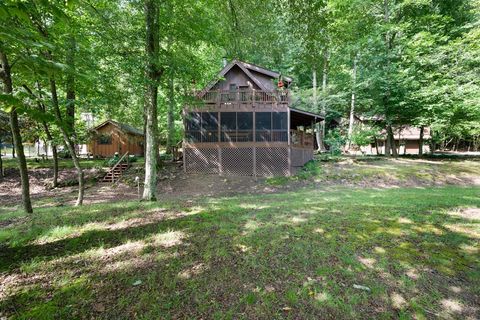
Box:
[90,120,144,136]
[289,108,324,127]
[198,59,293,97]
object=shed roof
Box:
[91,120,144,136]
[290,108,324,127]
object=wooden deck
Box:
[196,89,289,105]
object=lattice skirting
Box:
[184,146,293,176]
[184,148,220,174]
[221,147,254,176]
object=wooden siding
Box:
[184,61,319,176]
[88,123,144,157]
[211,65,261,91]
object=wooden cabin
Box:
[88,120,144,157]
[183,59,323,176]
[353,115,431,155]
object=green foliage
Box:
[296,160,322,180]
[324,129,346,155]
[350,127,377,147]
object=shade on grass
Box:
[0,185,479,319]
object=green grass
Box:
[1,185,479,319]
[2,157,145,170]
[266,157,480,187]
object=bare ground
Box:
[1,158,479,209]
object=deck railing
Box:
[290,130,314,148]
[198,89,289,104]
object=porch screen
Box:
[185,112,219,142]
[255,112,288,142]
[221,112,253,142]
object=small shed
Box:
[88,120,144,157]
[183,59,323,176]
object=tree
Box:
[0,46,33,213]
[142,0,162,201]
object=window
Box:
[221,112,253,142]
[272,112,288,141]
[185,112,201,142]
[273,112,288,130]
[185,112,218,143]
[228,83,238,101]
[237,112,253,142]
[202,112,219,142]
[255,112,288,142]
[97,134,112,145]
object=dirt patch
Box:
[1,158,479,208]
[0,167,103,207]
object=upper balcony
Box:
[195,89,290,105]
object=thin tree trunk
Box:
[166,72,175,154]
[50,77,84,205]
[346,55,358,150]
[321,50,328,151]
[65,36,76,138]
[313,67,321,151]
[418,126,424,156]
[0,48,33,213]
[24,83,60,187]
[386,124,397,157]
[0,138,3,177]
[143,0,161,201]
[374,137,380,155]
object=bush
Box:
[325,129,346,155]
[103,154,138,167]
[57,149,71,159]
[296,160,321,179]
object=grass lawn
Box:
[2,157,145,170]
[1,185,479,319]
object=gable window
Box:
[228,83,238,101]
[97,134,112,145]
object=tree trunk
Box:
[319,51,328,152]
[24,82,60,187]
[65,36,76,138]
[166,72,175,154]
[0,138,3,177]
[386,124,397,157]
[0,48,33,213]
[313,67,321,151]
[346,55,358,150]
[418,126,424,156]
[143,0,161,201]
[49,77,84,205]
[374,137,380,155]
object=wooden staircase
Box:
[103,152,130,183]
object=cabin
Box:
[88,120,144,157]
[353,115,431,155]
[183,59,323,176]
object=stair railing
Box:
[110,151,129,183]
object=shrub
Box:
[325,129,346,155]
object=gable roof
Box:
[239,61,292,83]
[91,120,143,136]
[199,59,292,96]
